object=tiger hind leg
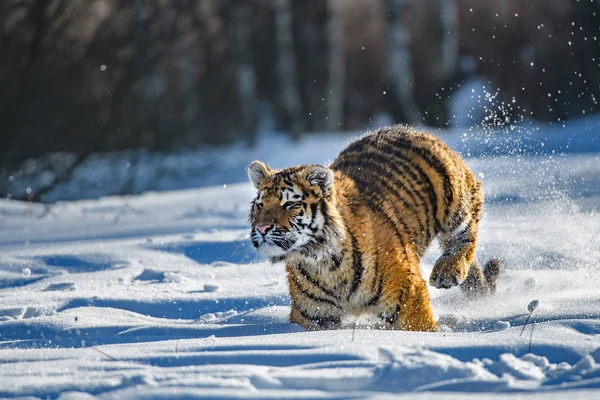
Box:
[459,259,501,297]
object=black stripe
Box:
[360,191,408,255]
[309,203,319,232]
[283,178,294,186]
[371,257,380,291]
[294,242,320,258]
[446,224,473,249]
[446,209,470,234]
[271,238,291,251]
[365,277,384,306]
[333,143,417,256]
[334,144,426,204]
[334,147,435,241]
[320,201,330,229]
[340,134,444,233]
[347,231,364,300]
[333,157,427,243]
[282,201,296,210]
[296,263,340,300]
[371,136,441,232]
[331,143,439,237]
[340,168,410,253]
[310,203,318,218]
[308,233,326,244]
[290,276,341,308]
[384,136,454,220]
[331,252,342,271]
[297,307,340,327]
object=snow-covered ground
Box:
[1,120,599,398]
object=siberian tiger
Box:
[247,126,500,332]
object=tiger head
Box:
[247,160,344,262]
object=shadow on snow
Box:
[149,240,259,265]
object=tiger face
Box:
[247,161,340,261]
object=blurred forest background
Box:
[1,0,600,201]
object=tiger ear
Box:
[304,165,334,196]
[248,160,273,188]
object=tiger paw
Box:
[430,272,459,289]
[429,257,468,289]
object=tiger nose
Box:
[256,224,273,236]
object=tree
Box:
[325,0,345,132]
[229,0,259,144]
[275,0,304,136]
[384,0,422,124]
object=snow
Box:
[1,119,600,398]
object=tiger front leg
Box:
[396,280,438,332]
[380,278,438,332]
[430,221,477,289]
[377,262,438,332]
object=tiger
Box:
[247,125,500,332]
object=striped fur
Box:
[248,126,500,332]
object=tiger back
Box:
[248,125,500,332]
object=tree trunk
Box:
[437,0,459,81]
[325,0,345,132]
[231,0,258,144]
[385,0,421,124]
[275,0,304,137]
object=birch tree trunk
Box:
[437,0,459,81]
[275,0,304,136]
[231,0,258,144]
[132,0,154,139]
[385,0,421,124]
[325,0,345,132]
[174,1,199,144]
